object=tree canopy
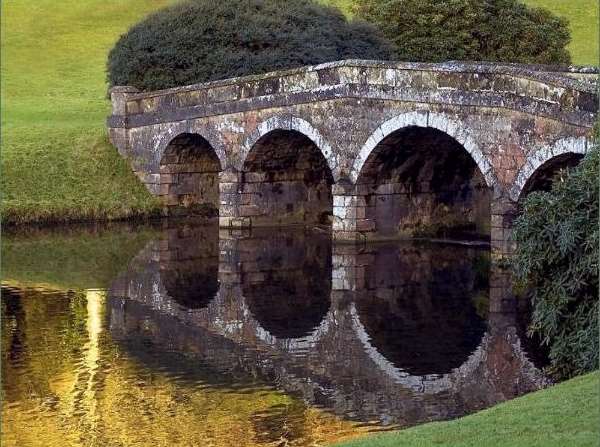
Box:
[353,0,571,64]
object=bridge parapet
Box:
[109,60,597,129]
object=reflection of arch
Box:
[238,230,333,341]
[243,263,332,340]
[351,112,494,187]
[510,136,589,201]
[159,133,223,212]
[162,268,219,310]
[241,116,336,176]
[350,303,485,394]
[354,282,487,376]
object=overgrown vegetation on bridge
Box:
[107,0,392,91]
[513,146,599,380]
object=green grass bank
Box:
[0,0,174,226]
[1,0,597,227]
[333,371,600,447]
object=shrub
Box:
[513,147,599,379]
[107,0,392,91]
[353,0,571,64]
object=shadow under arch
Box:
[159,132,223,216]
[240,126,335,226]
[353,121,492,240]
[241,116,337,177]
[351,112,494,187]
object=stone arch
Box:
[159,132,223,215]
[241,115,337,177]
[349,111,493,239]
[351,111,495,187]
[156,126,227,170]
[238,118,336,227]
[510,136,589,202]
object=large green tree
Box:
[353,0,571,64]
[513,147,599,379]
[108,0,392,91]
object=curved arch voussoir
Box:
[510,136,590,201]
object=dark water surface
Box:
[1,220,549,447]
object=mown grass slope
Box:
[1,0,597,226]
[333,371,600,447]
[0,0,174,225]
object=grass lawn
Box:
[524,0,598,65]
[333,371,600,447]
[1,0,597,227]
[0,0,174,226]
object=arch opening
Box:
[159,133,222,216]
[242,130,334,227]
[519,152,584,200]
[356,126,491,240]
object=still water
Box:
[1,220,549,447]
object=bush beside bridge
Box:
[513,146,599,380]
[353,0,571,64]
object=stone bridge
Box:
[107,60,598,257]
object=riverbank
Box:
[1,0,597,227]
[333,371,599,447]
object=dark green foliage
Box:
[353,0,571,64]
[513,147,599,379]
[107,0,392,91]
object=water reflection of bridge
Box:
[108,221,548,427]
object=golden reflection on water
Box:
[1,286,371,447]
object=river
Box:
[1,219,549,446]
